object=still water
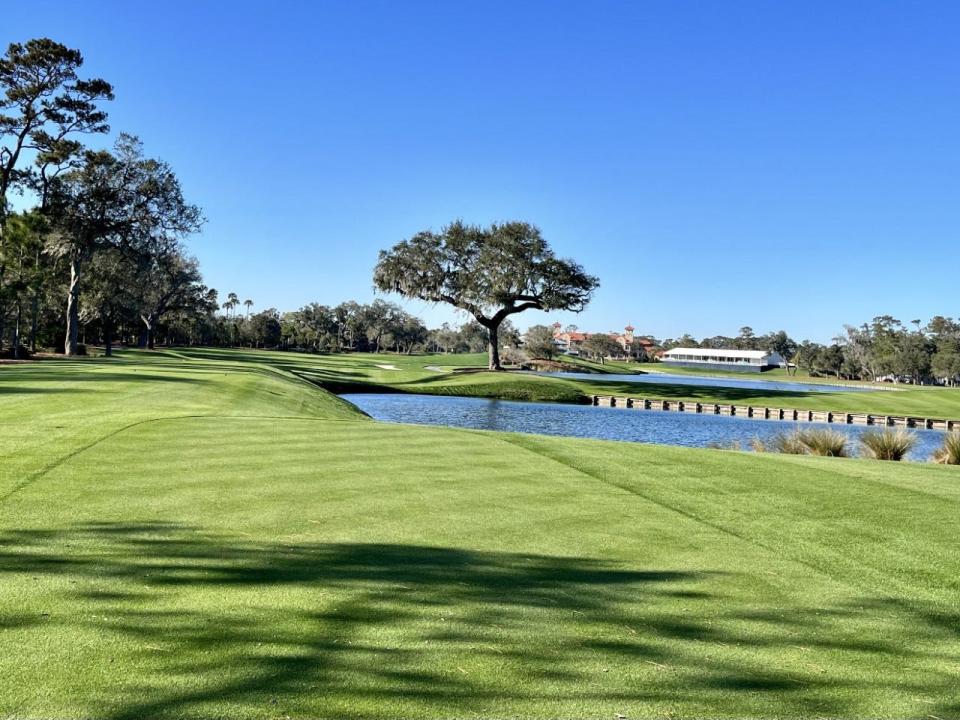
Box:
[342,393,941,461]
[535,371,879,394]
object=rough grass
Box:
[795,428,850,457]
[859,428,919,461]
[1,348,959,718]
[753,431,808,455]
[752,429,849,457]
[933,431,960,465]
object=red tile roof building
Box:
[552,323,660,359]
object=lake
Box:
[535,371,879,394]
[342,392,942,461]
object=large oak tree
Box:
[374,220,598,370]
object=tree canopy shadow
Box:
[0,522,957,719]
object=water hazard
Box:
[342,392,942,461]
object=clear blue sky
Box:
[8,1,960,342]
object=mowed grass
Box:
[173,346,960,418]
[1,349,959,719]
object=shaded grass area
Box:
[1,350,959,717]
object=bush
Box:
[860,428,917,461]
[0,345,31,360]
[500,346,529,367]
[932,431,960,465]
[75,343,87,356]
[751,429,848,457]
[752,431,809,455]
[796,428,849,457]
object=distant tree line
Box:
[795,316,960,385]
[278,300,429,354]
[275,303,520,356]
[0,38,208,357]
[658,318,960,385]
[660,326,798,359]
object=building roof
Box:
[663,347,773,360]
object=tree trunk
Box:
[103,315,113,357]
[29,291,38,353]
[64,255,81,356]
[487,322,502,370]
[140,312,158,349]
[13,300,22,359]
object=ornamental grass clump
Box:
[932,431,960,465]
[860,428,917,461]
[796,428,849,457]
[751,432,808,455]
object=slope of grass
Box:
[142,347,960,418]
[167,346,960,417]
[1,349,959,718]
[0,350,361,499]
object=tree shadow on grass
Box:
[0,522,957,718]
[0,385,88,395]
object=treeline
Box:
[0,39,209,357]
[278,300,427,353]
[661,326,797,358]
[795,316,960,385]
[203,299,520,356]
[659,318,960,385]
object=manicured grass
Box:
[178,346,960,419]
[567,376,960,417]
[1,349,959,718]
[553,354,645,374]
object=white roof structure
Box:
[663,347,772,359]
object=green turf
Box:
[1,349,959,718]
[168,346,960,419]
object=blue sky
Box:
[7,1,960,342]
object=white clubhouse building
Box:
[661,347,786,373]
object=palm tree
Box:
[244,299,253,319]
[226,292,239,319]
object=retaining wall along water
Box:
[590,395,958,431]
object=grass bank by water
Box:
[177,347,960,419]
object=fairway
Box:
[184,346,960,419]
[1,350,958,719]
